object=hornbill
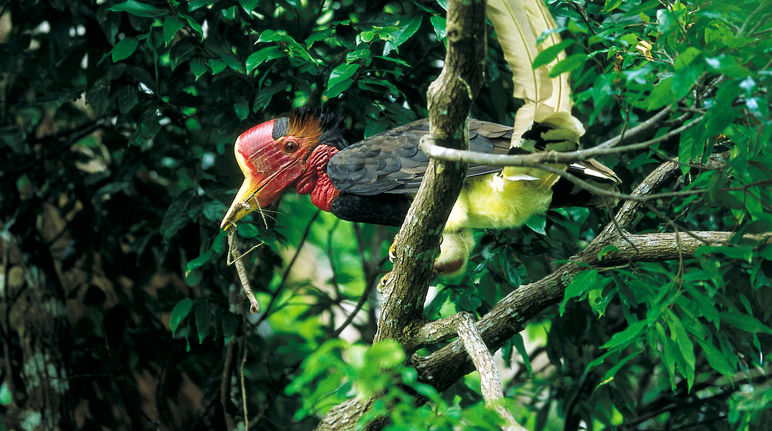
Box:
[219,110,620,274]
[221,0,622,274]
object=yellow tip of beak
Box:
[221,176,260,230]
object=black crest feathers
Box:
[288,107,348,150]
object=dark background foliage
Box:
[0,0,770,430]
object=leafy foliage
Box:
[0,0,770,430]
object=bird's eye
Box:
[283,139,299,153]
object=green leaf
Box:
[597,245,620,261]
[366,340,405,369]
[656,322,676,381]
[234,101,249,120]
[602,320,647,350]
[111,37,139,62]
[720,312,772,334]
[181,14,203,39]
[599,351,640,386]
[673,64,703,100]
[548,53,586,77]
[695,338,735,377]
[532,40,574,69]
[646,77,674,110]
[674,47,702,70]
[678,120,703,173]
[383,16,422,56]
[656,8,675,34]
[258,30,316,65]
[161,190,196,240]
[258,29,281,43]
[193,300,210,344]
[602,0,624,12]
[667,312,696,373]
[430,15,446,41]
[185,252,212,278]
[190,58,207,80]
[524,213,546,235]
[108,0,167,17]
[0,382,11,405]
[188,0,211,11]
[246,46,283,73]
[323,63,360,100]
[587,350,614,370]
[162,16,185,46]
[346,47,371,63]
[359,30,375,43]
[239,0,259,13]
[560,269,597,316]
[512,334,533,376]
[237,223,259,238]
[208,59,227,75]
[169,298,193,336]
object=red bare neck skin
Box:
[295,145,340,212]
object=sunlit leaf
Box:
[323,63,360,100]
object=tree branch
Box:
[373,0,487,349]
[317,1,487,428]
[418,114,701,168]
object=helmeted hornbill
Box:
[221,0,622,274]
[220,110,620,274]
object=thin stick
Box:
[240,335,249,431]
[228,229,260,313]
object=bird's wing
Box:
[327,119,513,195]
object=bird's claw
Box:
[388,242,397,262]
[377,271,391,291]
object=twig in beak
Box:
[227,229,260,313]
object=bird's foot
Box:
[377,271,391,291]
[388,242,397,262]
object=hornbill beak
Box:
[220,172,263,230]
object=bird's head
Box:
[221,110,344,230]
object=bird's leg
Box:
[386,230,473,278]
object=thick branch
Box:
[411,229,771,391]
[317,1,487,429]
[373,0,487,347]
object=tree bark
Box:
[372,0,488,349]
[3,234,74,430]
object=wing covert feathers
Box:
[328,119,514,196]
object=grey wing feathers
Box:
[327,119,514,195]
[328,120,430,195]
